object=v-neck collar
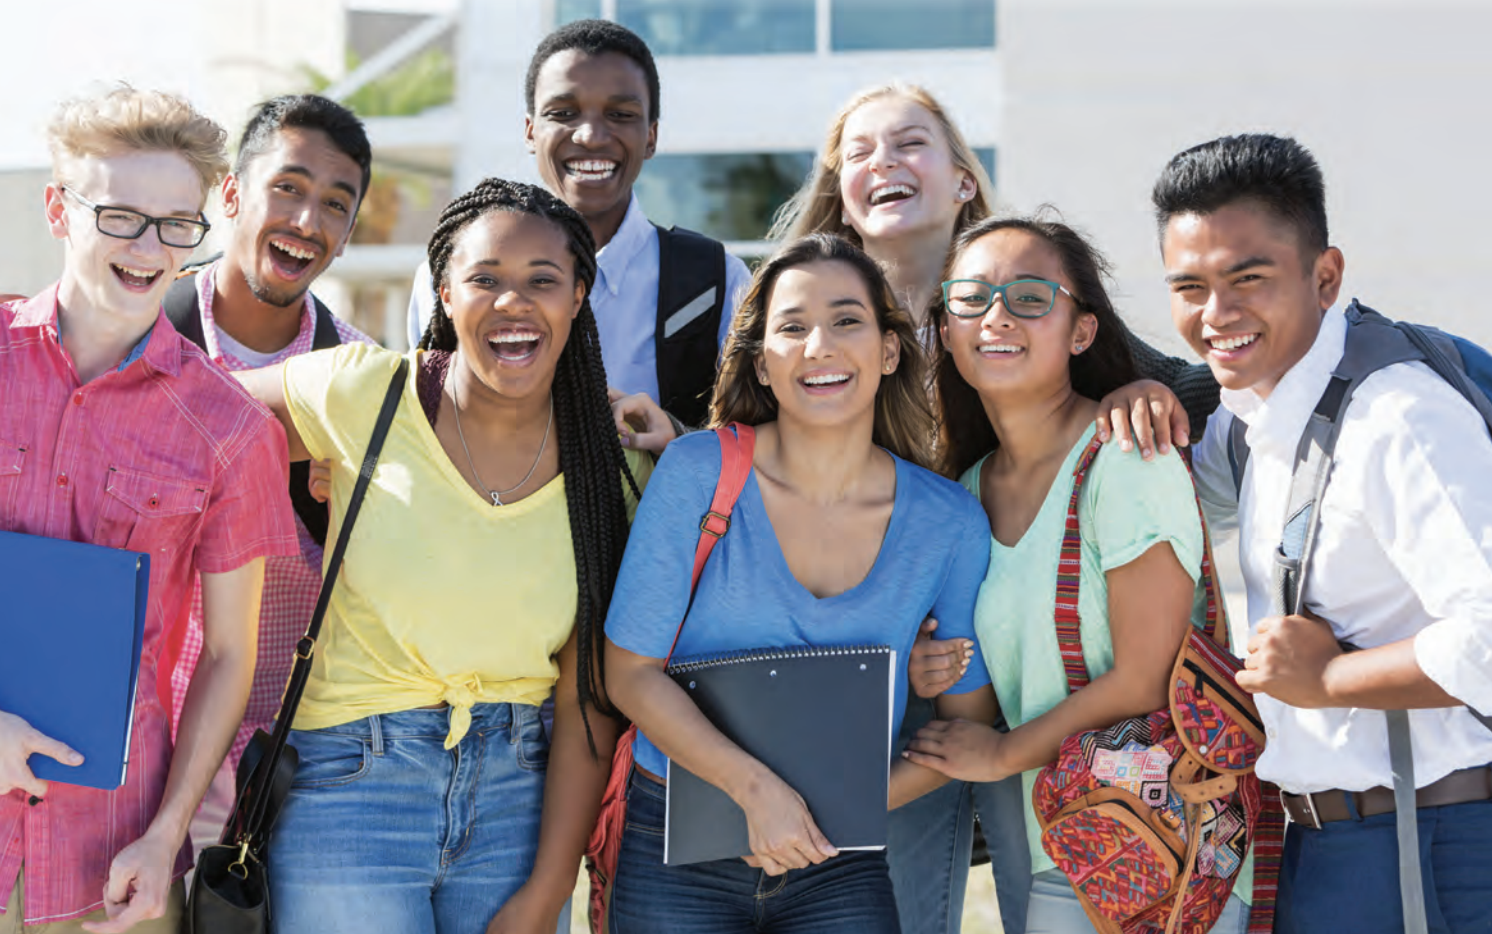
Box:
[405,350,565,515]
[749,451,908,606]
[977,423,1097,554]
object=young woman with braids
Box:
[602,233,998,934]
[901,216,1251,933]
[235,178,649,934]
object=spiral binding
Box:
[667,643,891,674]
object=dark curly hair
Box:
[419,177,637,752]
[524,19,661,122]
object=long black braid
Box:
[419,178,638,754]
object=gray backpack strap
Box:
[1385,710,1427,934]
[1274,301,1443,934]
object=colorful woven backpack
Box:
[1030,437,1281,934]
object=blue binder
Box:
[0,530,149,791]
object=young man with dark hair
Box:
[406,18,751,431]
[0,87,297,934]
[159,93,377,854]
[1160,133,1492,933]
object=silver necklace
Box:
[451,372,553,507]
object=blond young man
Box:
[0,88,297,933]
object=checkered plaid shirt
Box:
[166,261,374,769]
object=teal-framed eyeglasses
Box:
[941,277,1075,319]
[61,186,210,249]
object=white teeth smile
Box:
[112,264,158,280]
[271,239,316,261]
[869,183,916,206]
[979,344,1023,354]
[490,332,542,344]
[566,160,617,181]
[1209,333,1258,351]
[803,373,850,386]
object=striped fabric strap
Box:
[1054,436,1104,693]
[1054,437,1229,694]
[1247,785,1287,934]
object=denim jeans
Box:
[1275,798,1492,934]
[887,695,1032,934]
[266,703,549,934]
[609,770,902,934]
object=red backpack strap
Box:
[1054,436,1227,693]
[662,422,756,664]
[1054,436,1104,692]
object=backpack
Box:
[1225,298,1492,934]
[162,261,343,548]
[1031,437,1273,934]
[654,224,728,428]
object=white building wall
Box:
[998,0,1492,351]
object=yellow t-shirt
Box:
[282,344,651,746]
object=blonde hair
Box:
[711,234,937,469]
[769,84,994,247]
[47,86,229,198]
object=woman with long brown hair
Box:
[602,233,997,934]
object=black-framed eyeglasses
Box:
[61,186,210,249]
[941,277,1075,319]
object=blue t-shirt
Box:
[606,429,994,779]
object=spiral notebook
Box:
[663,644,896,866]
[0,530,149,790]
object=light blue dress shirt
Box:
[406,194,750,402]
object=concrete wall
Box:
[999,0,1492,352]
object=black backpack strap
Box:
[309,294,341,351]
[654,224,727,428]
[163,272,208,351]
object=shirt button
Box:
[28,795,41,806]
[56,473,68,487]
[1267,728,1278,740]
[72,392,84,405]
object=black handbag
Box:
[187,358,409,934]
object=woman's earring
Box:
[1074,344,1086,354]
[841,212,850,225]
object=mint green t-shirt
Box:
[960,424,1208,875]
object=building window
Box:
[975,147,997,189]
[831,0,996,51]
[616,0,815,56]
[634,152,814,242]
[556,0,602,24]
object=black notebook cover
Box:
[663,645,895,866]
[0,530,149,790]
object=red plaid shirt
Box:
[166,261,374,770]
[0,286,298,924]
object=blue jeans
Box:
[609,770,902,934]
[1276,798,1492,934]
[887,695,1032,934]
[266,703,549,934]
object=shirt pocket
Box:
[0,439,26,531]
[93,465,209,554]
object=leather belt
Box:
[1282,765,1492,830]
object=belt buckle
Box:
[1284,788,1323,830]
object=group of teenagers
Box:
[3,15,1491,934]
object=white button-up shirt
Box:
[406,194,750,402]
[1193,305,1492,795]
